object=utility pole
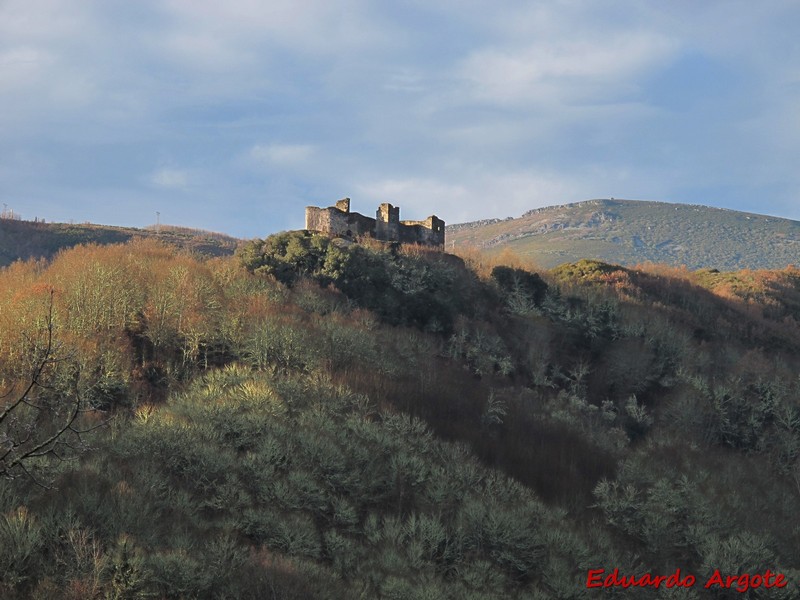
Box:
[156,211,161,233]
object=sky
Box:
[1,0,800,238]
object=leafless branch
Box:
[0,288,98,483]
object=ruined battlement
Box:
[305,198,445,248]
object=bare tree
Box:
[0,289,93,484]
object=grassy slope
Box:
[447,199,800,270]
[0,218,239,266]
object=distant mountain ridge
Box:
[0,218,239,267]
[447,199,800,270]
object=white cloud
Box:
[249,144,315,167]
[382,68,428,93]
[159,31,254,73]
[0,2,147,137]
[0,0,88,42]
[149,167,190,190]
[355,170,592,224]
[458,31,679,107]
[0,46,54,91]
[158,0,380,62]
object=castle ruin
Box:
[305,198,445,248]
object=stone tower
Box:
[375,203,401,242]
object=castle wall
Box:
[306,206,377,238]
[305,201,444,248]
[399,216,445,247]
[347,212,376,238]
[305,206,332,233]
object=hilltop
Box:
[0,218,239,266]
[8,199,797,273]
[448,199,800,270]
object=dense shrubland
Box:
[1,234,799,597]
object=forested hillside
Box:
[1,234,799,598]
